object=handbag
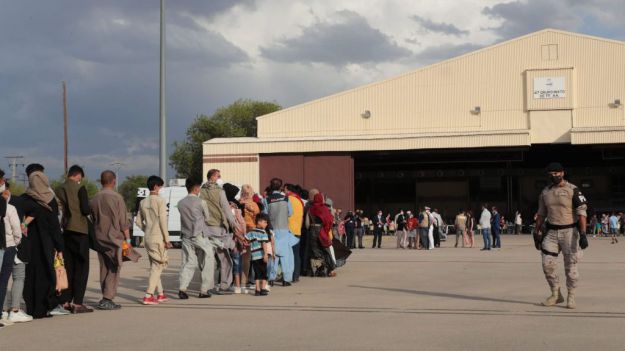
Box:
[54,255,69,292]
[122,240,142,262]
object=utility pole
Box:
[5,156,25,183]
[63,81,69,175]
[110,162,125,191]
[159,0,167,181]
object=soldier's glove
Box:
[533,232,542,251]
[579,233,589,250]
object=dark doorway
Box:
[354,145,625,223]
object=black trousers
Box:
[61,231,90,305]
[372,227,383,248]
[346,229,355,248]
[0,246,17,311]
[292,241,301,281]
[252,260,268,280]
[419,228,429,249]
[433,226,441,247]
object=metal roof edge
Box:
[204,129,531,145]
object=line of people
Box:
[136,172,348,301]
[0,166,349,329]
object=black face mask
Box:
[549,175,563,185]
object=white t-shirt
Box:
[479,209,492,229]
[3,203,22,247]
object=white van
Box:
[132,179,188,245]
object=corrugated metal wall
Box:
[253,30,625,143]
[202,158,260,192]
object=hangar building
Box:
[203,29,625,218]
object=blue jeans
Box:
[231,251,242,275]
[481,228,491,249]
[492,228,501,248]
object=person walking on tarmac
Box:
[533,162,588,309]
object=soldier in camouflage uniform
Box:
[533,162,589,309]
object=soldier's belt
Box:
[541,249,559,257]
[546,223,577,230]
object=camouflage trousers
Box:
[541,227,582,292]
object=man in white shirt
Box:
[515,211,523,235]
[479,204,492,251]
[431,209,444,248]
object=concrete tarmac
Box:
[1,235,624,351]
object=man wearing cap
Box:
[533,162,588,309]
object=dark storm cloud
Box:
[0,0,252,179]
[260,10,412,66]
[411,15,469,37]
[482,0,625,40]
[482,1,581,39]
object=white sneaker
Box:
[9,310,33,323]
[265,285,271,292]
[49,305,71,316]
[234,287,242,294]
[1,311,7,320]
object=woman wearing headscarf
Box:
[21,167,65,318]
[305,193,336,277]
[223,183,248,294]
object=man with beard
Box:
[199,169,236,295]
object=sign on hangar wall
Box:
[533,77,566,99]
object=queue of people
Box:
[0,166,348,329]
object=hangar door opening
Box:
[415,180,469,214]
[353,145,625,224]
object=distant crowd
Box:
[334,205,516,251]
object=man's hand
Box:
[579,234,589,250]
[165,241,173,249]
[533,232,542,251]
[263,254,269,263]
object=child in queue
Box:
[245,213,272,296]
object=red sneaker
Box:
[156,294,168,303]
[142,295,159,305]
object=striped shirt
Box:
[245,228,269,261]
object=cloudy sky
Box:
[1,0,624,183]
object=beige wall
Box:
[530,110,572,143]
[253,30,625,145]
[204,130,530,155]
[202,159,260,192]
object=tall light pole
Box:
[159,0,167,181]
[63,81,69,175]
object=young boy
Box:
[135,175,172,305]
[245,213,272,296]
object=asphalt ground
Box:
[1,234,624,351]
